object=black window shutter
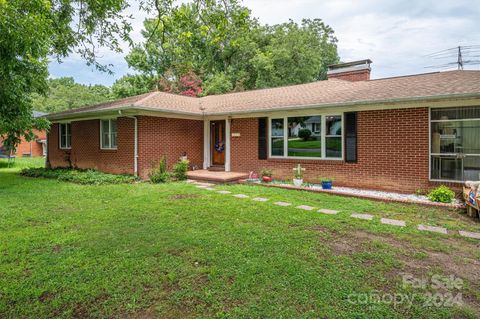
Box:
[258,117,267,160]
[345,112,357,163]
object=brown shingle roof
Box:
[47,70,480,119]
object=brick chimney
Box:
[327,59,372,81]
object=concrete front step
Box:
[187,170,249,183]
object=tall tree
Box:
[126,0,259,94]
[125,1,339,96]
[32,77,113,113]
[111,74,157,99]
[0,0,132,153]
[252,19,339,88]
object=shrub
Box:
[427,185,455,203]
[20,167,137,185]
[173,159,189,181]
[298,128,312,141]
[149,156,170,183]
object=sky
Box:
[48,0,480,86]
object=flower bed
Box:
[243,180,464,209]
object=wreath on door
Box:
[215,141,225,153]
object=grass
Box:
[1,158,479,318]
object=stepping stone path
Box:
[193,182,479,241]
[296,205,315,211]
[380,218,406,227]
[274,202,291,206]
[351,213,374,220]
[458,230,480,239]
[318,209,339,215]
[418,224,448,234]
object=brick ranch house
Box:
[46,60,480,192]
[1,111,47,157]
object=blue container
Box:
[321,181,332,189]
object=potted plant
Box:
[320,177,333,189]
[260,168,273,183]
[292,164,305,187]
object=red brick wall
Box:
[48,118,135,175]
[137,116,203,179]
[230,108,452,193]
[1,129,46,157]
[47,116,203,178]
[327,69,370,81]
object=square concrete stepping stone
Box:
[217,190,231,194]
[252,197,269,202]
[318,209,339,215]
[380,218,406,227]
[205,187,215,191]
[195,182,214,187]
[418,224,448,234]
[274,201,291,206]
[196,185,208,189]
[458,230,480,239]
[233,194,249,198]
[351,213,374,220]
[296,205,315,211]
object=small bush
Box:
[149,156,170,183]
[427,185,455,203]
[173,159,189,181]
[298,128,312,141]
[20,167,137,185]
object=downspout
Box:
[121,112,138,177]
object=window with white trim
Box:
[59,123,71,149]
[269,114,343,159]
[101,119,118,149]
[430,106,480,181]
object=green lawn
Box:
[1,158,480,318]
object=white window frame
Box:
[100,119,118,150]
[59,123,71,149]
[268,113,344,160]
[429,107,480,183]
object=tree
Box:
[125,1,339,97]
[111,74,157,99]
[0,0,132,153]
[32,77,112,113]
[252,19,339,88]
[126,0,259,93]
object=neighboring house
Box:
[0,111,48,157]
[46,60,480,192]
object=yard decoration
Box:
[292,164,305,186]
[260,168,273,183]
[320,177,333,190]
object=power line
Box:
[424,45,480,70]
